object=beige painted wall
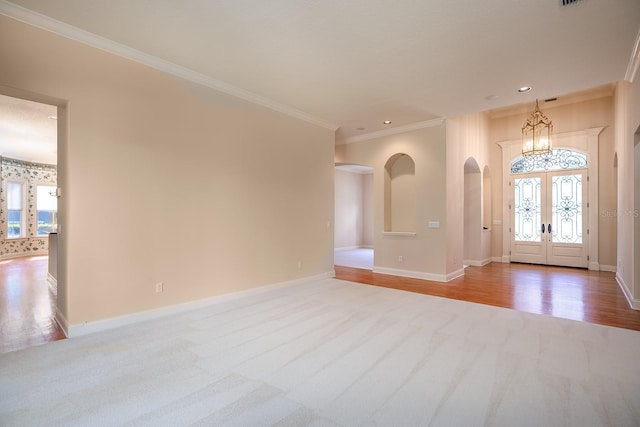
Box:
[635,137,639,300]
[463,168,482,263]
[0,16,335,325]
[490,96,617,268]
[335,125,447,278]
[388,155,416,232]
[614,80,640,304]
[446,113,492,275]
[363,173,374,247]
[334,169,374,249]
[334,169,364,249]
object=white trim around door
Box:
[498,127,603,270]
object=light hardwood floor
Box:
[0,256,65,353]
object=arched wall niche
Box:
[384,153,416,232]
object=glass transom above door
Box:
[511,149,587,174]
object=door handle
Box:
[541,224,545,234]
[547,224,552,234]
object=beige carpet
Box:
[1,277,639,426]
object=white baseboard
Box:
[616,273,640,310]
[373,266,451,282]
[463,258,492,267]
[47,273,57,295]
[502,255,511,263]
[65,271,335,338]
[599,265,617,273]
[446,268,465,281]
[492,257,505,263]
[589,262,600,271]
[55,308,69,338]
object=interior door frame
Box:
[498,127,603,270]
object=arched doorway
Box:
[463,157,481,266]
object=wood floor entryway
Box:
[335,263,640,331]
[0,256,65,353]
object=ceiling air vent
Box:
[560,0,582,6]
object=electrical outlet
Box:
[155,282,163,293]
[398,255,403,262]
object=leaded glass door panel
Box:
[511,174,547,264]
[546,170,587,267]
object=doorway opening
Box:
[509,149,589,268]
[498,127,604,270]
[634,127,640,293]
[334,163,374,270]
[463,157,482,267]
[0,92,63,352]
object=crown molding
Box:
[341,118,445,145]
[0,1,339,131]
[625,27,640,83]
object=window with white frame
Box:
[36,185,57,236]
[7,181,25,238]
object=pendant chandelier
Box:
[522,99,553,156]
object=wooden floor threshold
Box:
[334,262,640,331]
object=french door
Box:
[511,169,588,268]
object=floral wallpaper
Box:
[0,157,57,258]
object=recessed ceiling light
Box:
[485,95,499,101]
[48,115,57,120]
[518,87,532,93]
[383,120,392,125]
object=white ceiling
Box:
[0,94,57,164]
[1,0,639,154]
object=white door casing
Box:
[498,127,603,270]
[511,169,588,268]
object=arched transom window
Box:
[510,149,587,174]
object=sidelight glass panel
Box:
[551,174,582,244]
[514,177,541,242]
